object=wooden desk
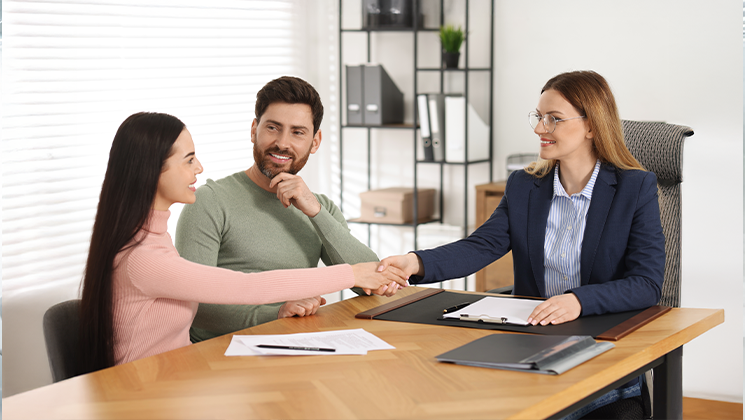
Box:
[475,181,513,291]
[4,287,723,419]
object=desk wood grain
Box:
[3,287,723,419]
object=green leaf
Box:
[439,25,464,53]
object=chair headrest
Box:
[621,120,694,185]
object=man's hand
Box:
[278,296,327,319]
[269,173,322,217]
[526,293,582,326]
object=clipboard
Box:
[356,289,671,341]
[458,315,513,324]
[442,296,544,326]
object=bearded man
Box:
[176,76,391,342]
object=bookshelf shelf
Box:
[342,123,417,129]
[416,67,492,72]
[346,217,442,227]
[340,28,439,33]
[415,159,492,166]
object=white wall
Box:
[319,0,743,403]
[490,0,743,402]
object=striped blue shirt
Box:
[543,160,601,298]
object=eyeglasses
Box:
[528,111,586,134]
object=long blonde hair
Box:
[525,71,643,177]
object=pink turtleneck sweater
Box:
[112,210,354,365]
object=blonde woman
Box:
[379,70,664,418]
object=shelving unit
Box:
[338,0,494,252]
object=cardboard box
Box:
[359,187,435,224]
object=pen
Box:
[256,344,336,352]
[443,302,471,313]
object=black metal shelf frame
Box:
[338,0,495,252]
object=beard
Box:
[253,142,312,179]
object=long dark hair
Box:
[79,112,185,373]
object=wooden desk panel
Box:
[3,287,724,420]
[475,181,513,291]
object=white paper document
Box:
[442,296,543,325]
[224,328,394,356]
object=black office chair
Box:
[488,120,694,419]
[43,299,84,382]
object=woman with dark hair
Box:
[80,112,406,373]
[378,70,665,418]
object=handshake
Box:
[278,253,423,320]
[351,252,582,326]
[352,253,423,297]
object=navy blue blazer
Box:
[413,164,665,316]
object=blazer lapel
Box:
[580,165,617,285]
[527,171,553,297]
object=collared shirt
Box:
[543,160,601,298]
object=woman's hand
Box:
[351,262,408,294]
[527,293,582,326]
[367,281,402,297]
[377,253,424,278]
[359,254,423,297]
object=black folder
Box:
[346,64,404,126]
[436,334,614,375]
[363,65,403,126]
[346,65,364,125]
[356,289,671,340]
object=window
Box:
[2,0,308,298]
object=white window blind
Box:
[2,0,308,298]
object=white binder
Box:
[445,96,490,163]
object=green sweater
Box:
[175,171,378,342]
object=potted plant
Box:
[439,24,464,69]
